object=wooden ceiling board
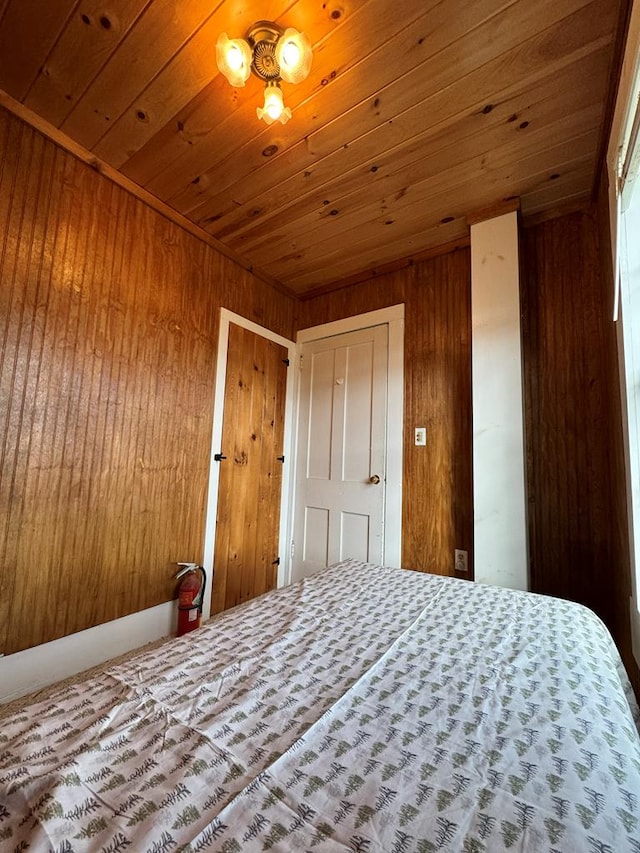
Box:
[118,72,245,188]
[154,0,523,213]
[24,0,152,128]
[256,146,595,291]
[91,0,348,168]
[190,0,612,242]
[233,143,600,286]
[188,40,609,242]
[171,13,528,226]
[0,0,627,292]
[520,163,596,216]
[222,61,607,254]
[134,0,440,199]
[303,0,598,162]
[0,0,79,99]
[91,10,238,166]
[218,75,606,257]
[272,135,599,289]
[285,219,472,293]
[61,0,222,148]
[116,0,356,187]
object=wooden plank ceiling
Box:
[0,0,624,295]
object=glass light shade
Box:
[216,32,252,87]
[275,28,312,84]
[256,82,292,125]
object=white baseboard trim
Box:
[0,602,175,704]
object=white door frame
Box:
[294,304,405,571]
[202,309,297,618]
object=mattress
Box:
[1,560,640,851]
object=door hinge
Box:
[282,358,290,366]
[272,557,280,565]
[277,455,285,463]
[214,452,227,462]
[290,540,295,559]
[299,354,304,370]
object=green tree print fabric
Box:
[1,561,640,851]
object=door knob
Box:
[368,474,381,484]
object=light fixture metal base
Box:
[247,21,283,81]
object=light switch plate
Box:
[415,427,426,446]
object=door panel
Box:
[303,506,330,565]
[340,512,370,562]
[342,341,379,481]
[293,324,388,581]
[212,323,288,612]
[307,350,334,479]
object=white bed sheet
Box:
[1,560,640,852]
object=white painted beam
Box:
[471,211,528,590]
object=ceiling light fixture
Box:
[216,21,312,125]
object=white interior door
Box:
[292,324,388,581]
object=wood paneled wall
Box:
[295,249,474,578]
[0,106,294,655]
[521,204,640,694]
[521,211,616,614]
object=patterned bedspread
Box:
[2,560,640,852]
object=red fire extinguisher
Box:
[175,563,206,637]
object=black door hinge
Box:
[272,557,280,565]
[277,455,285,462]
[282,358,290,366]
[214,452,227,462]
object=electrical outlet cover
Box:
[454,549,468,572]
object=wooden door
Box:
[292,324,388,581]
[211,323,288,612]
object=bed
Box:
[2,560,640,852]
